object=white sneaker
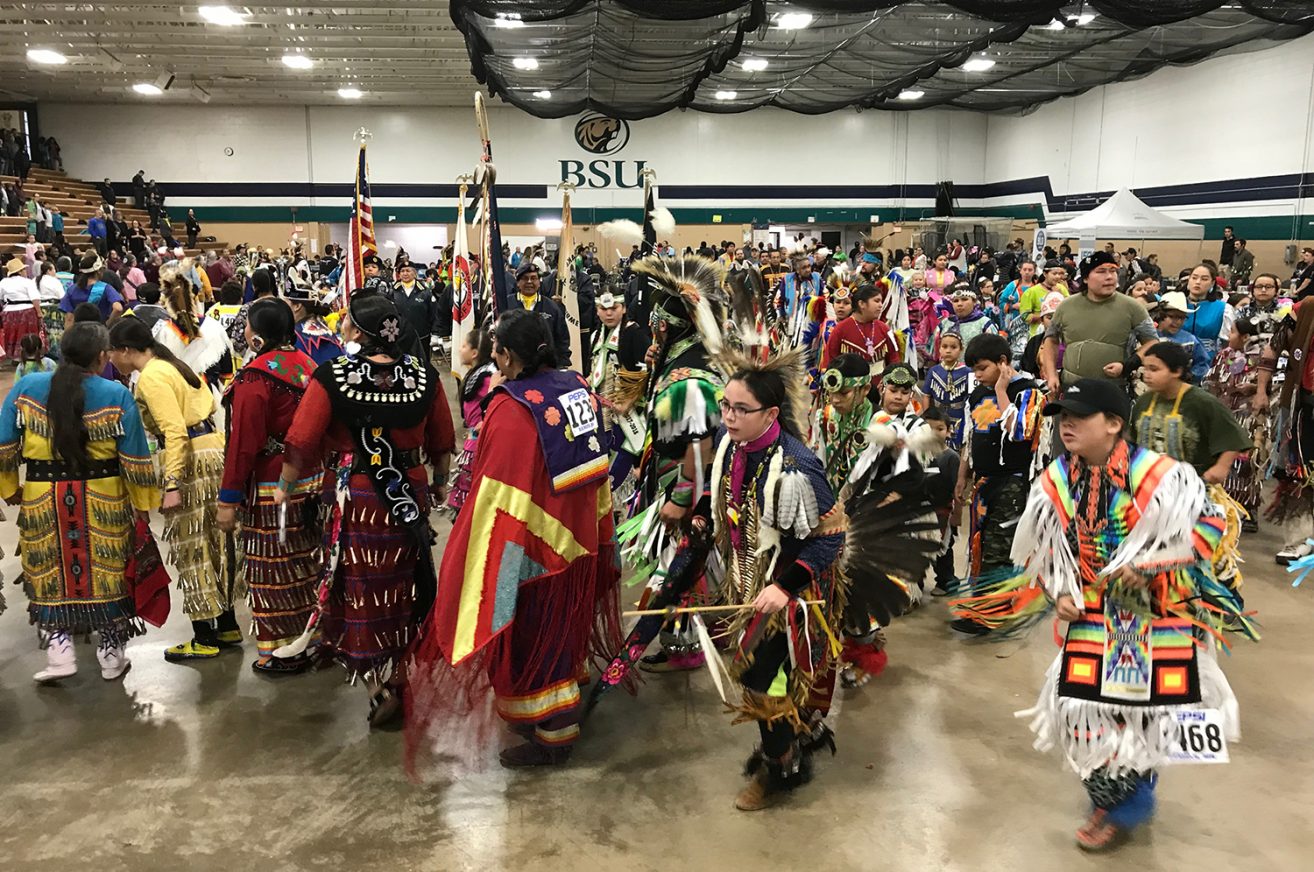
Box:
[34,631,77,683]
[1275,541,1313,566]
[96,639,131,681]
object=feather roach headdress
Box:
[159,258,201,340]
[713,345,812,441]
[724,262,775,351]
[631,253,727,355]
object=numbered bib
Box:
[559,388,599,438]
[1166,709,1229,765]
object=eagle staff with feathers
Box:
[594,253,942,812]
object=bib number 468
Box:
[1167,709,1229,765]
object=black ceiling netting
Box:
[449,1,1314,118]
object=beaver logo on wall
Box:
[574,113,630,155]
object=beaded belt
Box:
[25,458,121,482]
[329,447,423,473]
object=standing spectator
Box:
[104,207,121,256]
[46,136,62,171]
[98,178,116,205]
[128,220,149,259]
[1041,251,1158,391]
[132,170,147,209]
[120,254,147,304]
[1291,247,1314,300]
[86,211,108,256]
[1231,239,1255,287]
[49,209,67,258]
[186,209,201,250]
[1219,225,1237,277]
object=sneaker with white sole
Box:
[96,640,132,681]
[1275,541,1313,566]
[34,631,77,683]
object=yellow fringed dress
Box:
[134,358,237,620]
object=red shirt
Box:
[822,316,901,371]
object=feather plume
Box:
[725,264,768,339]
[712,346,811,439]
[631,254,727,354]
[159,259,201,339]
[650,206,676,238]
[814,246,831,260]
[597,219,644,247]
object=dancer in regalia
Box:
[622,254,726,674]
[274,293,454,725]
[110,317,237,662]
[407,309,621,768]
[587,288,650,509]
[811,353,874,494]
[958,377,1250,851]
[0,323,158,682]
[216,299,323,675]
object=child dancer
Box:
[921,330,971,450]
[447,327,497,514]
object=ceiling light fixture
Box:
[1047,18,1066,30]
[133,82,163,95]
[897,89,924,100]
[714,90,737,100]
[494,13,525,28]
[198,5,249,26]
[741,58,769,72]
[961,56,996,72]
[282,53,314,69]
[532,90,552,99]
[26,48,67,65]
[337,87,363,99]
[776,11,814,30]
[512,56,539,70]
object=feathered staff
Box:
[450,173,475,379]
[474,92,508,318]
[597,166,672,326]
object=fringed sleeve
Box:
[1102,460,1209,577]
[763,442,844,584]
[117,391,160,511]
[1010,465,1081,603]
[0,385,22,499]
[998,383,1044,443]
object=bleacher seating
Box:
[1,167,227,259]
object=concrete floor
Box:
[0,375,1311,870]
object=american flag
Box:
[343,142,377,296]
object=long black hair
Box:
[247,297,297,352]
[493,309,556,378]
[108,316,202,389]
[47,322,109,475]
[728,365,802,440]
[459,326,495,399]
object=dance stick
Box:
[622,600,823,617]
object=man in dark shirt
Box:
[508,261,571,367]
[385,260,445,361]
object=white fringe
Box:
[1101,460,1208,577]
[1010,476,1082,603]
[763,469,818,540]
[1015,649,1240,779]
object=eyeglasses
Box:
[1253,282,1278,289]
[718,399,767,419]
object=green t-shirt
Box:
[1047,292,1156,385]
[1131,385,1251,475]
[1019,282,1068,335]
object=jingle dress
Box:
[135,358,232,621]
[0,373,158,635]
[283,352,454,681]
[219,349,324,658]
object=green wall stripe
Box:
[183,203,1314,240]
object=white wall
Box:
[40,102,986,211]
[982,32,1314,221]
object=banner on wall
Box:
[1031,228,1046,261]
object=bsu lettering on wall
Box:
[560,112,645,188]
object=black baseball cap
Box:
[1042,378,1130,421]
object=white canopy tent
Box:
[1044,189,1205,240]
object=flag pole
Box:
[555,180,581,367]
